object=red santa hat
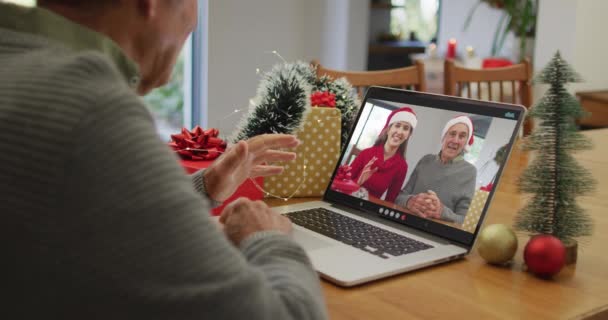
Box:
[383,107,418,131]
[441,115,475,151]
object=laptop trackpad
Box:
[293,229,334,251]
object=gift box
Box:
[330,165,360,195]
[461,189,490,232]
[265,107,342,197]
[169,126,263,215]
[331,179,360,194]
[181,159,264,215]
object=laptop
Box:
[273,86,525,286]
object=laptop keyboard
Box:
[286,208,433,259]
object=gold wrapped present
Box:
[265,107,341,197]
[462,189,490,232]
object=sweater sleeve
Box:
[395,160,420,207]
[190,169,222,208]
[440,165,477,224]
[61,87,327,319]
[386,161,407,203]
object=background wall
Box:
[533,0,608,100]
[321,0,369,71]
[474,118,517,189]
[207,0,608,136]
[436,0,516,60]
[438,0,608,96]
[572,0,608,92]
[207,0,368,135]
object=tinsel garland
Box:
[232,61,360,150]
[514,52,595,242]
[232,62,313,142]
[312,75,360,150]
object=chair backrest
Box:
[311,60,426,98]
[444,58,533,135]
[345,146,362,165]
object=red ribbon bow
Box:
[480,182,494,192]
[310,91,336,108]
[169,126,227,160]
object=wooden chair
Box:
[444,58,533,135]
[311,60,426,98]
[345,145,362,165]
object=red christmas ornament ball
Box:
[524,234,566,277]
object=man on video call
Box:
[0,0,327,318]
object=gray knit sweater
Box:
[395,153,477,224]
[0,3,326,319]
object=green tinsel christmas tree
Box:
[514,52,595,243]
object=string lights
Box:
[249,159,309,202]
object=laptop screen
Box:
[325,87,524,246]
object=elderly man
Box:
[0,1,327,319]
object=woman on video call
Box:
[349,107,417,203]
[395,115,477,224]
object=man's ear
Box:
[136,0,158,19]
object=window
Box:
[345,103,391,164]
[145,1,207,140]
[144,48,189,141]
[4,0,35,6]
[389,0,440,42]
[464,116,492,164]
[353,104,390,152]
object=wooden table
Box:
[266,129,608,319]
[577,90,608,128]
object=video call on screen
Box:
[330,99,517,234]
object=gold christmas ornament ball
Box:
[477,224,518,265]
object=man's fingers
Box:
[414,204,429,218]
[218,205,231,224]
[411,199,430,218]
[412,208,426,217]
[280,214,294,233]
[219,197,247,223]
[216,140,248,171]
[250,165,284,177]
[247,134,300,155]
[253,150,296,165]
[413,196,425,206]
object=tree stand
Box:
[564,240,578,265]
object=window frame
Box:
[189,0,209,128]
[388,0,442,43]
